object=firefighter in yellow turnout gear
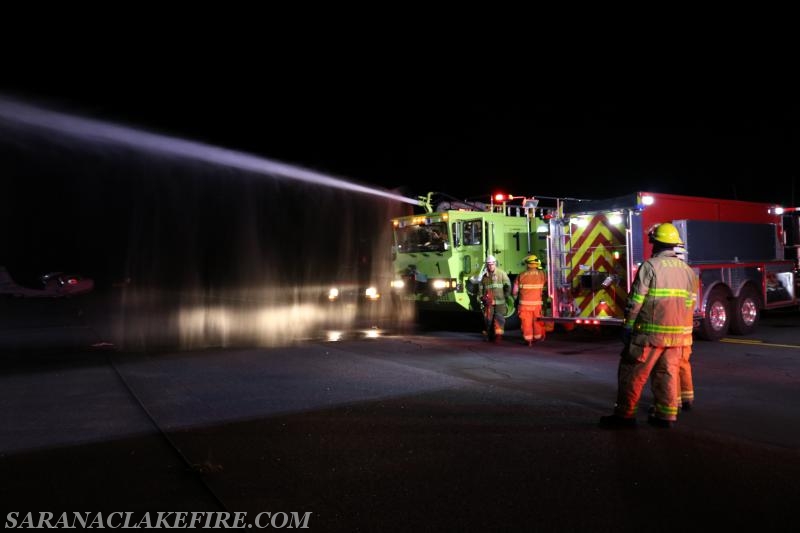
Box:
[478,255,511,343]
[600,222,699,429]
[512,255,547,346]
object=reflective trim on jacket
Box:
[625,250,698,347]
[514,269,546,307]
[479,269,511,302]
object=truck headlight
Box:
[431,279,457,291]
[365,286,380,300]
[432,279,449,290]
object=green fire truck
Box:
[389,193,554,317]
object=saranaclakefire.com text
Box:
[5,512,312,529]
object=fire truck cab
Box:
[546,192,797,340]
[390,193,552,316]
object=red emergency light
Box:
[494,193,519,202]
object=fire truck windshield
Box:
[395,222,449,253]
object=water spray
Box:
[0,95,419,206]
[0,95,418,349]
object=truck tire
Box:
[699,286,731,341]
[504,310,520,331]
[729,285,761,335]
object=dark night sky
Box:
[2,18,798,206]
[2,68,798,285]
[2,68,798,206]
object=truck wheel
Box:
[699,286,731,341]
[504,308,521,330]
[729,285,760,335]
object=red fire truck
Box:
[544,192,798,340]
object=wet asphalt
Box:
[2,296,799,531]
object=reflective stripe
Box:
[520,284,544,289]
[655,403,678,416]
[636,323,694,334]
[649,288,693,298]
[520,299,543,305]
[632,289,697,303]
[487,283,505,289]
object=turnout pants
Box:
[518,304,544,342]
[483,304,507,339]
[677,346,694,406]
[614,344,684,421]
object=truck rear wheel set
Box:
[729,284,761,336]
[699,284,761,340]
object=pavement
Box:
[1,294,799,531]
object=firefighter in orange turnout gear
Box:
[600,222,698,429]
[673,245,695,411]
[512,255,547,346]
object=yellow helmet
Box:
[524,255,541,267]
[650,222,683,245]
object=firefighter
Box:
[677,348,694,411]
[599,222,699,429]
[674,245,695,412]
[512,254,547,346]
[478,255,511,343]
